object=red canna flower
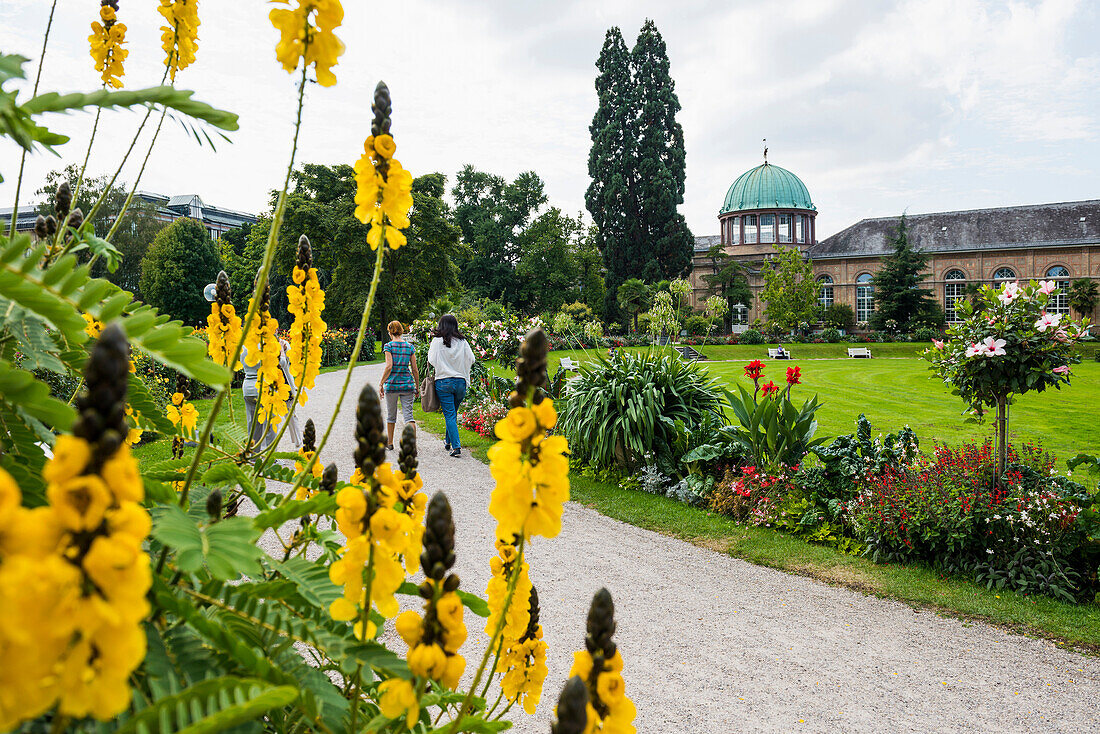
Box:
[786,366,801,385]
[744,360,764,381]
[761,381,779,397]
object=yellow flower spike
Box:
[158,0,200,81]
[88,2,128,90]
[207,272,243,370]
[354,83,413,251]
[268,0,345,86]
[286,237,326,404]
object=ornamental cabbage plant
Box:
[925,280,1090,476]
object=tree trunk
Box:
[995,395,1008,482]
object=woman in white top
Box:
[427,314,476,457]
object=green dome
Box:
[721,163,816,214]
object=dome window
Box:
[760,214,775,243]
[778,214,792,243]
[744,214,758,244]
[993,267,1016,281]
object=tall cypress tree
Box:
[870,215,943,330]
[631,19,693,282]
[586,21,692,324]
[586,27,635,322]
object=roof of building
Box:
[693,234,722,253]
[721,162,816,215]
[812,200,1100,258]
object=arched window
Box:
[943,269,966,323]
[817,274,834,310]
[760,214,775,243]
[856,273,875,323]
[993,267,1016,281]
[743,214,758,244]
[1046,265,1070,314]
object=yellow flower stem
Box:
[492,698,517,722]
[478,635,506,698]
[485,689,505,717]
[348,664,363,732]
[176,64,308,511]
[104,105,169,243]
[62,64,170,256]
[8,0,57,239]
[448,537,527,732]
[277,242,385,507]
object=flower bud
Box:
[34,215,48,240]
[206,488,223,521]
[420,492,455,581]
[74,323,130,471]
[68,207,84,232]
[302,418,316,454]
[353,385,386,479]
[54,181,71,217]
[45,215,58,235]
[551,676,589,734]
[398,423,418,479]
[320,463,338,495]
[216,270,232,306]
[371,81,392,137]
[295,234,313,273]
[585,587,617,661]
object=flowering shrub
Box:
[412,313,544,366]
[459,396,509,438]
[727,360,825,470]
[926,279,1089,474]
[850,441,1099,602]
[707,465,793,524]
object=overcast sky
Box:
[2,0,1098,239]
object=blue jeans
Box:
[435,377,467,450]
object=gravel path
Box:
[262,364,1100,733]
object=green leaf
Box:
[128,372,175,434]
[115,676,296,734]
[270,556,341,608]
[23,85,239,129]
[253,493,336,530]
[0,358,75,430]
[152,504,263,580]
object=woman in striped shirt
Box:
[379,320,420,450]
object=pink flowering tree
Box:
[925,280,1090,477]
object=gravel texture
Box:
[256,363,1100,733]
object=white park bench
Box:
[560,357,580,372]
[847,347,873,358]
[767,348,793,360]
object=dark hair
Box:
[433,314,465,348]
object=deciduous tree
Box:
[759,245,818,332]
[139,217,223,325]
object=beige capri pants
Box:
[386,390,416,425]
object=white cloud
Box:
[1,0,1096,243]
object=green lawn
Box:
[706,358,1100,463]
[507,346,1100,464]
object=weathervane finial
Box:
[763,138,768,163]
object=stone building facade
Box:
[690,162,1100,326]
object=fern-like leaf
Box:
[115,676,296,734]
